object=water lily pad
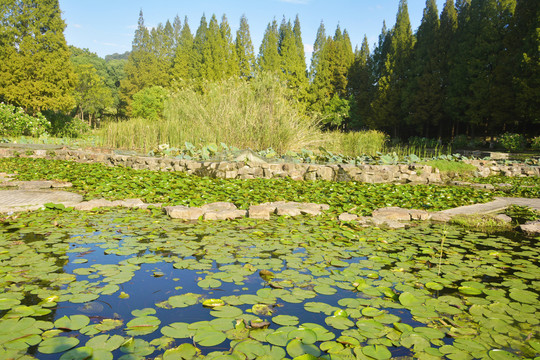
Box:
[198,278,222,289]
[362,344,391,360]
[325,316,354,330]
[288,328,317,344]
[425,282,444,291]
[163,343,200,360]
[362,307,384,317]
[193,329,227,346]
[313,284,337,295]
[160,322,192,338]
[58,346,93,360]
[167,294,200,308]
[488,349,520,360]
[399,292,423,306]
[509,289,538,304]
[272,315,299,326]
[39,337,80,354]
[266,330,290,347]
[54,315,90,331]
[125,316,160,336]
[210,306,243,318]
[286,339,321,358]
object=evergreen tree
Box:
[370,21,392,83]
[121,10,161,113]
[512,0,540,129]
[220,15,239,78]
[191,14,208,80]
[407,0,442,137]
[258,19,280,73]
[439,0,458,136]
[171,17,193,86]
[0,0,76,113]
[348,36,374,129]
[447,0,472,136]
[202,14,225,81]
[235,15,255,79]
[293,15,306,72]
[73,63,112,126]
[309,21,328,82]
[371,0,414,136]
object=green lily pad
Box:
[399,292,423,306]
[160,322,192,338]
[163,343,201,360]
[198,278,222,289]
[272,315,299,326]
[362,307,384,317]
[54,315,90,331]
[39,337,80,354]
[58,346,93,360]
[362,344,392,360]
[425,282,444,291]
[288,328,318,344]
[203,299,225,308]
[193,329,227,346]
[210,306,243,318]
[266,330,290,347]
[167,294,200,308]
[459,286,483,296]
[488,349,520,360]
[286,339,321,358]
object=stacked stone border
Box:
[0,147,538,184]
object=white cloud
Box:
[71,24,82,29]
[304,44,314,53]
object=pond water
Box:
[0,208,538,359]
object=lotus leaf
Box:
[272,315,299,326]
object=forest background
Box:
[0,0,538,153]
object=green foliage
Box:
[43,111,90,138]
[131,86,169,121]
[504,205,540,224]
[0,157,495,213]
[0,103,50,137]
[324,130,388,157]
[450,214,513,234]
[105,73,319,153]
[531,136,540,151]
[423,159,476,174]
[498,133,527,152]
[0,0,76,113]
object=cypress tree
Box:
[371,0,414,137]
[220,15,239,78]
[278,17,307,97]
[258,19,280,74]
[407,0,442,137]
[0,0,76,113]
[171,17,193,86]
[309,21,328,82]
[439,0,458,136]
[348,35,374,129]
[235,15,255,79]
[512,0,540,129]
[191,14,208,80]
[121,10,160,113]
[293,15,306,71]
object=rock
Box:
[275,203,303,216]
[471,183,495,190]
[409,209,431,220]
[201,202,237,212]
[430,213,452,223]
[164,205,204,220]
[203,209,247,220]
[371,207,412,221]
[233,150,267,164]
[519,220,540,236]
[2,180,72,189]
[370,217,407,229]
[338,213,359,222]
[248,205,274,220]
[113,198,146,208]
[494,214,512,223]
[73,199,115,211]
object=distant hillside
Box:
[105,51,130,61]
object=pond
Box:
[0,208,538,360]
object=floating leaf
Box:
[272,315,299,326]
[39,337,80,354]
[203,299,225,308]
[58,346,93,360]
[286,339,321,358]
[54,315,90,331]
[193,329,227,347]
[362,345,392,360]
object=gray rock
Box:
[164,205,204,220]
[2,180,72,189]
[73,199,116,211]
[370,217,406,229]
[371,207,412,221]
[233,150,267,164]
[494,214,512,223]
[409,209,431,221]
[519,220,540,236]
[430,213,452,223]
[201,202,238,212]
[248,205,274,220]
[203,209,247,220]
[338,213,359,222]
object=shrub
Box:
[451,135,469,149]
[132,86,169,121]
[323,130,388,157]
[408,136,440,148]
[44,111,90,138]
[498,133,526,152]
[530,136,540,151]
[0,102,50,137]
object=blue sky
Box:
[60,0,446,60]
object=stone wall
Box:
[0,147,537,184]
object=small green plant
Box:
[450,214,513,233]
[132,86,169,121]
[423,160,476,174]
[25,150,33,156]
[505,205,540,224]
[498,133,526,152]
[46,150,57,158]
[530,136,540,151]
[0,102,50,137]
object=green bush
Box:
[44,111,90,138]
[451,135,470,149]
[132,86,169,121]
[0,102,50,137]
[324,130,388,157]
[530,136,540,151]
[498,133,526,152]
[408,136,440,148]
